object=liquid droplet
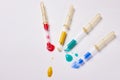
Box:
[65,54,73,62]
[72,61,80,69]
[47,66,53,77]
[75,53,78,57]
[47,42,55,52]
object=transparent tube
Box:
[64,5,75,29]
[95,31,116,51]
[57,5,75,52]
[83,13,102,33]
[64,13,102,52]
[40,2,48,23]
[72,31,116,69]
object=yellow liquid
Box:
[47,66,53,77]
[59,31,67,45]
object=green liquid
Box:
[64,39,77,52]
[65,54,73,62]
[75,53,78,57]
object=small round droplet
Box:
[75,53,78,57]
[65,54,73,62]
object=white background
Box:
[0,0,120,80]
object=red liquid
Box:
[43,23,55,52]
[44,23,49,31]
[47,42,55,52]
[46,35,50,39]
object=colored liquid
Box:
[44,23,49,31]
[72,59,84,69]
[47,42,55,52]
[59,31,67,45]
[47,66,53,77]
[65,54,73,62]
[72,52,92,69]
[75,53,78,57]
[43,23,55,52]
[72,61,80,69]
[84,52,92,61]
[64,39,77,52]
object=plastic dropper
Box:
[64,13,102,52]
[57,5,75,52]
[72,32,116,69]
[40,2,55,51]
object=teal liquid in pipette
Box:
[64,39,77,52]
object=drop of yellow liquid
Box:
[47,66,53,77]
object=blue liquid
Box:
[72,52,93,69]
[72,58,84,69]
[72,61,80,69]
[84,52,92,61]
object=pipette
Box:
[57,5,75,52]
[72,32,116,69]
[40,2,55,51]
[64,13,102,52]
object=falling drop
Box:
[47,42,55,52]
[47,66,53,77]
[72,61,80,69]
[65,54,73,62]
[75,53,78,57]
